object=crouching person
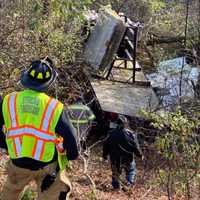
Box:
[103,115,143,189]
[68,97,95,151]
[0,57,78,200]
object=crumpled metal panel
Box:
[84,7,126,74]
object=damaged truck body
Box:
[76,7,159,137]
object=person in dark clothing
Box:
[103,115,143,189]
[0,57,78,200]
[0,97,7,150]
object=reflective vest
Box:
[2,90,64,163]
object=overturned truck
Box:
[81,7,158,134]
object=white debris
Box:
[146,57,200,107]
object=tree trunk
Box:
[42,0,50,16]
[146,35,185,46]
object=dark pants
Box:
[111,159,136,189]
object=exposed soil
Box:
[1,146,198,200]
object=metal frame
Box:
[104,16,150,86]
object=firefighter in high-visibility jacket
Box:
[0,57,78,200]
[68,101,95,149]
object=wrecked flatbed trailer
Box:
[84,7,158,118]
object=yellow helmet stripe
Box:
[37,72,43,79]
[30,70,35,77]
[46,71,50,78]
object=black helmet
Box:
[20,57,57,91]
[117,115,128,128]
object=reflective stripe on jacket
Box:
[68,104,95,140]
[68,104,95,125]
[2,90,64,162]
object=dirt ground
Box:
[0,147,198,200]
[69,147,186,200]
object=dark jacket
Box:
[0,95,78,170]
[103,127,142,164]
